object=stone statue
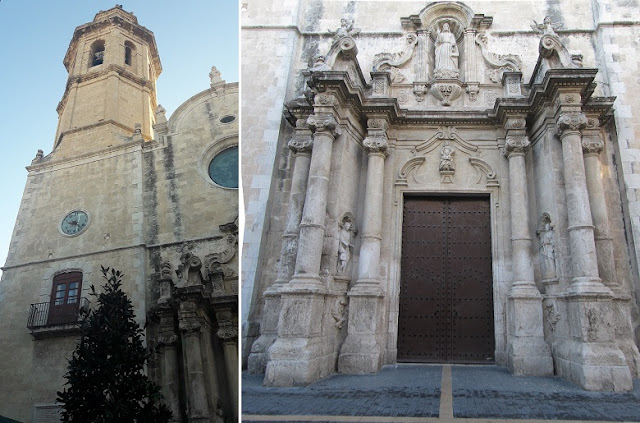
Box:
[538,216,557,280]
[434,23,459,79]
[531,16,562,36]
[337,215,356,274]
[329,18,360,41]
[439,142,455,171]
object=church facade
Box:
[241,0,640,391]
[0,7,238,422]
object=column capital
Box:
[288,118,313,153]
[179,320,202,334]
[504,117,526,131]
[504,135,530,157]
[582,137,604,155]
[363,118,389,155]
[217,327,238,341]
[556,112,587,138]
[307,113,340,138]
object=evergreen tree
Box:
[57,266,172,422]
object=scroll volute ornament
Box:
[288,118,313,153]
[363,118,389,154]
[307,113,340,138]
[582,118,604,154]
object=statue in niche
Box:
[537,214,557,280]
[434,22,459,79]
[337,214,357,274]
[439,142,455,172]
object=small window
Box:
[124,41,135,66]
[208,146,238,188]
[90,40,105,67]
[48,272,83,325]
[220,115,236,124]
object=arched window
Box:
[124,40,135,66]
[90,40,105,67]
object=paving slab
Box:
[242,364,442,418]
[451,366,640,421]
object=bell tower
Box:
[54,5,161,157]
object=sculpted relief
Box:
[434,23,459,79]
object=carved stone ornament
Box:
[439,142,455,183]
[544,301,561,333]
[331,296,348,329]
[363,137,389,154]
[209,65,224,86]
[430,81,463,106]
[217,328,238,340]
[176,252,204,287]
[156,334,179,347]
[504,135,531,156]
[556,112,588,136]
[504,118,526,131]
[537,213,557,281]
[160,261,173,281]
[413,83,428,102]
[535,16,583,69]
[309,55,331,72]
[363,119,389,154]
[307,114,340,137]
[372,33,418,83]
[434,22,459,80]
[582,137,604,155]
[475,33,522,83]
[32,149,44,164]
[179,320,202,334]
[328,18,360,41]
[337,214,357,275]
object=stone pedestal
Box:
[504,118,553,376]
[339,119,389,374]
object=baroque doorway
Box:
[398,196,495,363]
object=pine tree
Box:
[57,266,172,422]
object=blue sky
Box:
[0,1,239,271]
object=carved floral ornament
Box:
[556,112,588,136]
[504,135,531,156]
[307,113,340,137]
[288,119,313,153]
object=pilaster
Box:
[503,116,553,376]
[339,117,389,374]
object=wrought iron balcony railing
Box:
[27,297,90,331]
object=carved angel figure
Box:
[531,16,562,36]
[434,23,459,79]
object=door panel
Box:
[398,196,494,363]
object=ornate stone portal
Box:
[246,1,640,391]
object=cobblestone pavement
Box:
[242,364,640,422]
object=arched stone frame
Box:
[124,40,136,69]
[89,39,105,68]
[38,260,95,306]
[198,135,239,190]
[386,182,505,365]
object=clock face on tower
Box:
[60,210,89,236]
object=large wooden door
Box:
[397,196,494,363]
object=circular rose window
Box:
[208,146,238,188]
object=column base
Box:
[247,290,282,374]
[506,291,553,376]
[247,333,277,374]
[568,276,612,296]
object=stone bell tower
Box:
[54,5,161,158]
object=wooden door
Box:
[397,196,494,363]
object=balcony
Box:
[27,297,90,339]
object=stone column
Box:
[265,106,340,386]
[339,118,388,374]
[555,92,631,390]
[156,314,181,422]
[218,324,238,422]
[582,118,640,377]
[178,301,210,422]
[503,117,553,376]
[247,118,312,373]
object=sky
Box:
[0,1,239,273]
